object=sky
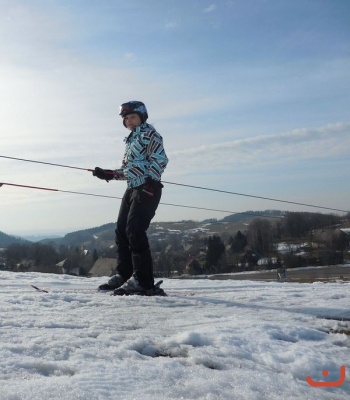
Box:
[0,270,349,399]
[1,0,350,236]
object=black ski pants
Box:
[115,181,162,289]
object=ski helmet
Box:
[119,101,148,125]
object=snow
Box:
[275,242,308,254]
[0,271,349,400]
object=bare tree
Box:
[246,219,273,256]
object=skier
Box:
[93,101,168,295]
[276,260,286,282]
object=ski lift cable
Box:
[161,181,349,213]
[0,154,349,214]
[0,181,281,219]
[0,155,94,172]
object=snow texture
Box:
[0,271,349,399]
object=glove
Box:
[93,167,117,182]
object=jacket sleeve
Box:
[144,129,168,181]
[113,167,127,180]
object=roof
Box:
[56,258,67,267]
[89,258,116,277]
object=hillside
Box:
[46,211,284,250]
[1,210,284,249]
[0,231,29,247]
[2,210,349,276]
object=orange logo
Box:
[306,366,346,387]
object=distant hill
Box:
[0,231,29,247]
[1,210,285,249]
[221,210,285,222]
[40,223,116,249]
[44,211,284,250]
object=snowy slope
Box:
[0,271,349,399]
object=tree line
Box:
[2,242,98,275]
[1,211,349,276]
[153,211,350,277]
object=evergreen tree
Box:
[206,235,225,269]
[229,231,247,253]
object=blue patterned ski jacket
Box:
[115,123,168,188]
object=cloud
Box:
[124,52,137,61]
[168,122,350,173]
[165,22,178,29]
[204,4,217,13]
[0,3,74,64]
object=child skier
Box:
[93,101,168,295]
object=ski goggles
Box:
[119,103,135,117]
[119,101,147,118]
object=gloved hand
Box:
[93,167,117,182]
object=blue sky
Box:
[1,0,349,235]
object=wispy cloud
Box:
[204,4,217,13]
[0,3,73,63]
[169,122,350,172]
[124,52,137,61]
[165,22,178,29]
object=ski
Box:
[30,285,97,293]
[31,284,49,293]
[30,281,193,297]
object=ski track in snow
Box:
[0,271,349,399]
